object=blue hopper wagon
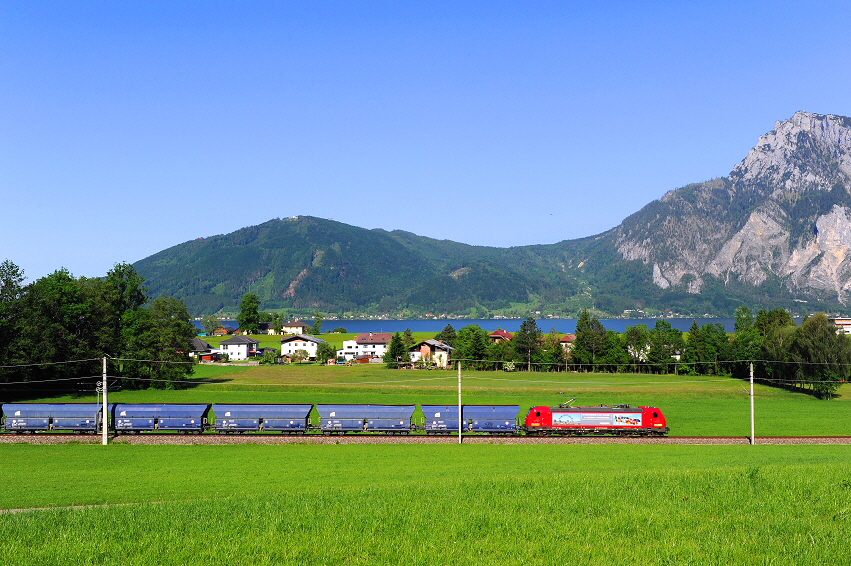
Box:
[464,405,521,434]
[112,403,211,434]
[421,405,461,435]
[1,403,109,434]
[316,404,416,435]
[421,405,521,435]
[211,404,313,434]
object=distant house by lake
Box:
[282,320,312,335]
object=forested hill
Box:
[135,112,851,318]
[133,216,564,316]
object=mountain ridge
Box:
[134,111,851,317]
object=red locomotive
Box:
[524,403,668,436]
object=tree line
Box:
[431,308,851,399]
[0,260,195,396]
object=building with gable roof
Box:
[409,340,454,369]
[218,335,260,360]
[280,334,325,361]
[337,332,393,361]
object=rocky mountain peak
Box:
[611,111,851,308]
[730,111,851,193]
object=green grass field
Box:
[3,364,850,564]
[0,444,849,564]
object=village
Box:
[189,320,577,368]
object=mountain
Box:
[134,111,851,317]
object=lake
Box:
[195,317,739,334]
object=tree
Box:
[454,324,489,369]
[0,260,25,373]
[434,324,457,347]
[539,327,566,371]
[291,349,310,363]
[383,332,409,368]
[310,311,323,335]
[787,313,851,399]
[599,330,628,372]
[259,349,278,365]
[121,296,195,389]
[731,307,762,379]
[647,320,684,374]
[513,317,542,371]
[201,315,220,336]
[316,341,337,364]
[486,339,515,370]
[402,328,416,351]
[272,312,285,335]
[236,293,261,334]
[11,269,99,384]
[683,322,732,376]
[572,310,607,370]
[622,324,650,373]
[755,309,794,337]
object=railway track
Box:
[2,433,850,445]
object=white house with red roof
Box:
[488,329,514,342]
[560,334,576,352]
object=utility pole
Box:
[749,362,755,445]
[457,361,462,445]
[102,356,108,446]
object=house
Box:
[560,334,576,353]
[189,337,220,362]
[258,322,278,335]
[218,335,260,360]
[282,320,312,335]
[829,317,851,334]
[212,326,236,336]
[337,332,392,361]
[489,329,513,342]
[409,340,454,369]
[280,334,325,361]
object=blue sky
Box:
[3,1,851,282]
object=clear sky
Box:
[3,1,851,283]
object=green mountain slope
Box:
[135,112,851,318]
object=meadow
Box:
[0,444,849,564]
[2,363,850,564]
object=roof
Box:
[280,334,324,344]
[560,334,576,343]
[191,337,213,352]
[283,320,311,328]
[410,339,454,352]
[355,332,392,345]
[220,335,260,345]
[489,329,514,340]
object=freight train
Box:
[0,402,669,436]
